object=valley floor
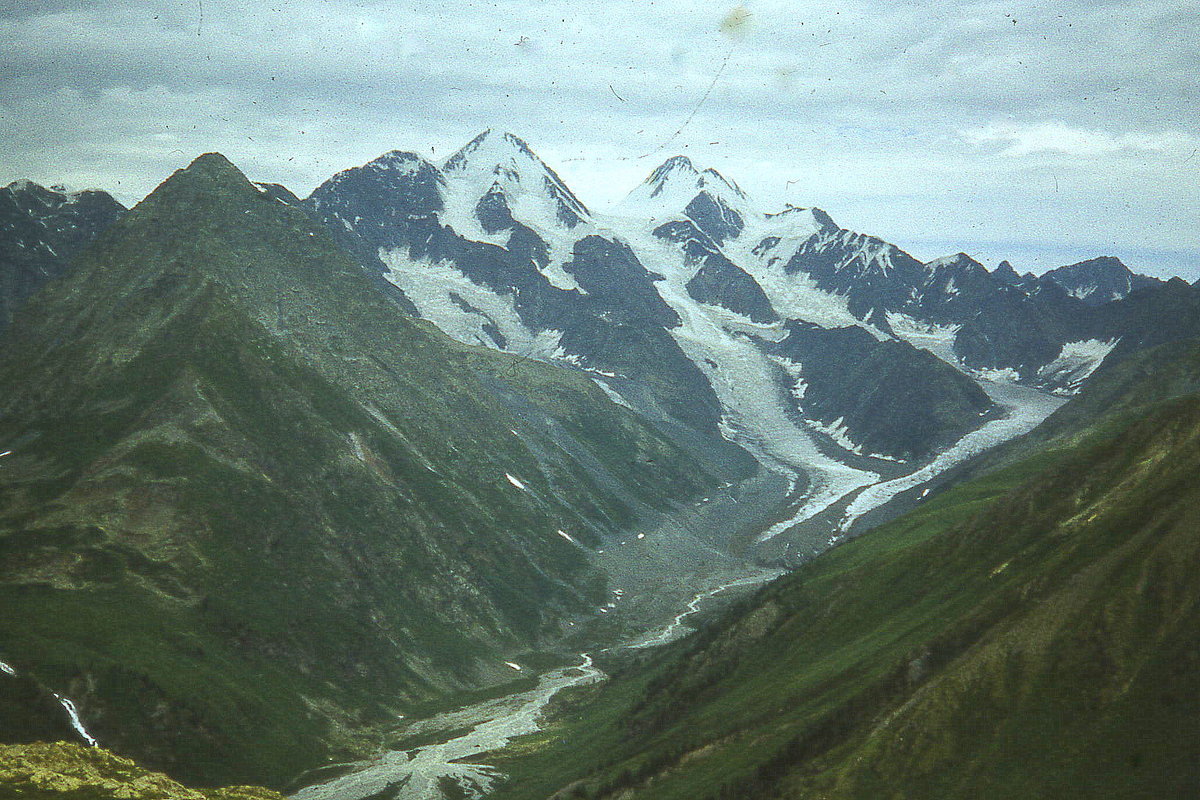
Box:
[289,570,781,800]
[286,381,1067,800]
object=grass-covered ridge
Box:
[488,339,1200,800]
[0,154,744,788]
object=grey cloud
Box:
[1,0,1196,278]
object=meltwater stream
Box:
[292,655,604,800]
[0,658,99,747]
[292,571,781,800]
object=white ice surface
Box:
[380,248,571,362]
[618,156,751,225]
[837,380,1065,533]
[437,131,587,293]
[611,221,880,523]
[887,312,963,365]
[1038,338,1119,394]
[589,376,634,409]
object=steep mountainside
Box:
[489,338,1200,800]
[1088,276,1200,358]
[0,180,125,329]
[305,137,726,437]
[760,322,994,461]
[304,133,1200,561]
[0,154,739,788]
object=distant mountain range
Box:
[294,131,1200,543]
[0,180,125,329]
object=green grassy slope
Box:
[0,155,742,788]
[490,339,1200,800]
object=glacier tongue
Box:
[837,380,1066,534]
[614,220,880,522]
[316,138,1087,554]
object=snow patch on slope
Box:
[806,417,905,463]
[1037,338,1119,394]
[437,131,591,293]
[590,377,634,409]
[620,155,750,222]
[887,312,962,365]
[380,248,570,360]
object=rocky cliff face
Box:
[0,180,125,330]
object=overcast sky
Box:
[2,0,1197,277]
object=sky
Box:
[1,0,1197,278]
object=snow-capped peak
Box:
[761,205,836,236]
[442,129,537,174]
[924,252,985,273]
[439,129,589,229]
[622,156,750,220]
[366,149,437,176]
[650,154,698,179]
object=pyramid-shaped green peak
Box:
[136,151,262,214]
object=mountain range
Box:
[297,131,1200,548]
[6,132,1199,566]
[1,132,1199,797]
